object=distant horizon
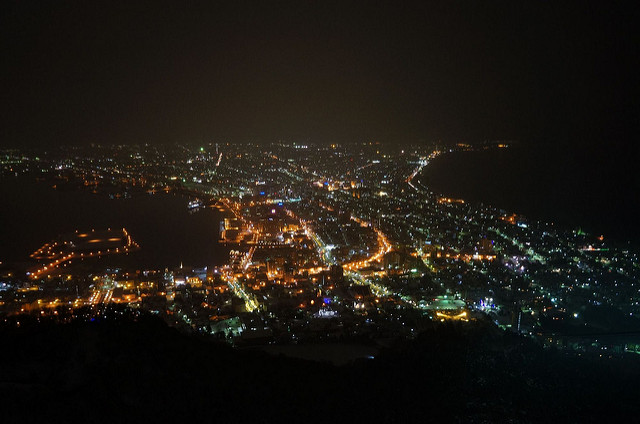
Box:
[2,1,637,151]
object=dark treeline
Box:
[1,310,640,423]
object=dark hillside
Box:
[1,313,639,423]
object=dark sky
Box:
[1,0,638,148]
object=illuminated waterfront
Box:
[0,178,229,269]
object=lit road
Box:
[288,207,334,267]
[406,151,440,191]
[224,272,260,312]
[344,269,391,297]
[491,227,546,264]
[223,223,261,312]
[89,288,114,305]
[301,204,397,298]
[343,222,393,270]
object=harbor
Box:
[28,228,139,279]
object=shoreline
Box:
[417,146,639,246]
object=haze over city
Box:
[2,1,637,148]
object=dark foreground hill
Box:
[1,313,639,423]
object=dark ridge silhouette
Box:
[1,311,640,423]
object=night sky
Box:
[1,1,638,148]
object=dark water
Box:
[0,178,229,269]
[419,145,640,245]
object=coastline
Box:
[417,145,639,246]
[0,177,229,270]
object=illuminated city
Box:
[2,1,639,422]
[2,141,639,351]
